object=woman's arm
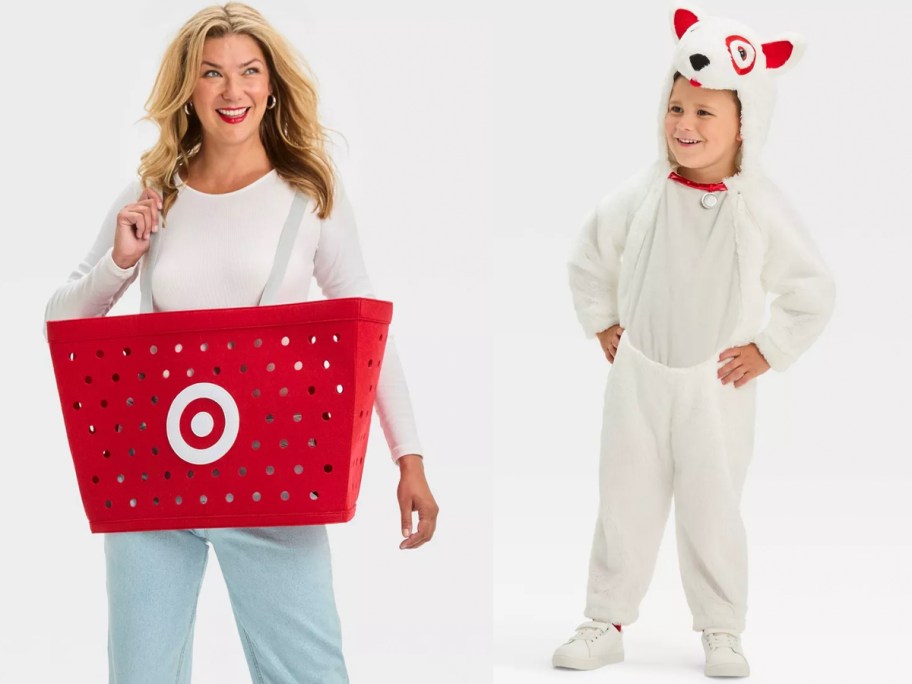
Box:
[312,180,423,464]
[43,179,144,337]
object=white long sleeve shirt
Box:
[45,169,422,462]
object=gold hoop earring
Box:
[266,94,277,110]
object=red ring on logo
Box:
[726,35,756,75]
[178,397,226,450]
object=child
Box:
[553,6,835,678]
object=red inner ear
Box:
[674,9,700,39]
[762,40,795,69]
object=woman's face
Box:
[189,33,272,147]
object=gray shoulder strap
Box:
[259,191,310,306]
[139,190,310,313]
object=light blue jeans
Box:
[105,525,348,683]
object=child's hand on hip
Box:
[718,343,770,387]
[596,324,625,363]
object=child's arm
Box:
[567,172,649,338]
[748,181,836,371]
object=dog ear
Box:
[762,34,806,70]
[671,6,701,40]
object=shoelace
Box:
[570,621,612,642]
[705,632,740,652]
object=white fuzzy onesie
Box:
[568,6,835,633]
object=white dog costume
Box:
[568,6,835,633]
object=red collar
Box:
[668,171,727,192]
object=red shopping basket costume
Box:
[47,192,391,533]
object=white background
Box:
[2,1,911,683]
[492,1,912,683]
[0,1,492,682]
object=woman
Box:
[44,3,438,682]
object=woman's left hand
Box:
[396,455,438,550]
[718,343,771,388]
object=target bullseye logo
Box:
[167,383,240,465]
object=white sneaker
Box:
[552,620,624,670]
[702,630,750,677]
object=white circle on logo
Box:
[167,382,240,465]
[191,411,214,437]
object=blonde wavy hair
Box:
[139,2,335,219]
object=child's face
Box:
[664,78,741,181]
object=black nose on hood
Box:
[689,53,710,71]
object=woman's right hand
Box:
[111,188,163,270]
[596,324,625,363]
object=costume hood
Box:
[658,5,805,178]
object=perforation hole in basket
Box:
[200,495,207,504]
[379,333,384,341]
[139,422,147,431]
[129,498,137,508]
[369,384,374,392]
[368,359,374,367]
[153,497,159,506]
[150,345,158,355]
[96,349,104,358]
[175,343,183,353]
[103,449,111,459]
[164,471,171,480]
[240,364,248,373]
[266,465,275,475]
[162,369,170,379]
[213,366,221,376]
[333,334,340,343]
[294,464,304,475]
[254,338,263,348]
[226,493,234,503]
[88,425,96,434]
[294,361,303,371]
[279,439,288,449]
[281,491,290,501]
[85,375,92,384]
[152,447,159,456]
[279,387,288,397]
[138,372,146,381]
[308,438,317,448]
[186,369,195,378]
[281,336,290,346]
[323,360,330,369]
[176,495,183,505]
[265,414,274,424]
[309,491,319,500]
[322,412,332,421]
[252,492,262,502]
[200,342,208,352]
[252,388,261,398]
[128,448,136,457]
[252,440,260,450]
[117,474,125,483]
[359,410,364,418]
[73,401,82,410]
[187,469,194,479]
[266,362,276,372]
[212,468,220,478]
[141,472,148,481]
[310,335,317,344]
[100,399,108,408]
[239,467,247,476]
[307,386,316,395]
[336,384,344,394]
[122,347,132,357]
[151,395,158,405]
[293,413,302,422]
[105,500,112,508]
[92,475,100,484]
[126,397,134,407]
[324,464,333,473]
[68,352,76,361]
[112,373,120,382]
